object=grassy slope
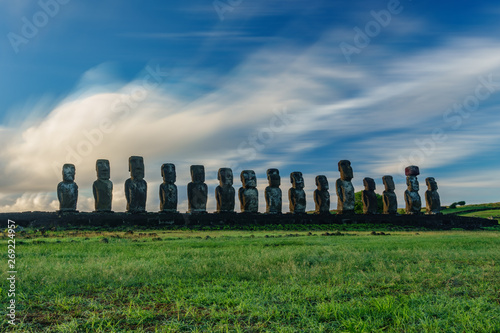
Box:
[1,230,499,332]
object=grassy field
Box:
[1,229,499,332]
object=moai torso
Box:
[336,160,355,214]
[382,175,397,214]
[362,177,378,214]
[314,175,330,214]
[93,159,113,212]
[265,168,282,214]
[425,177,441,215]
[216,168,235,213]
[289,172,306,214]
[404,166,421,215]
[188,165,208,213]
[57,164,78,212]
[239,170,258,213]
[125,156,147,213]
[159,163,178,212]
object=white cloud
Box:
[2,33,500,212]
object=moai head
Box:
[96,159,110,180]
[161,163,176,183]
[129,156,144,180]
[62,164,75,182]
[338,160,353,181]
[382,175,395,191]
[290,172,304,190]
[407,176,419,192]
[267,168,280,187]
[241,170,257,188]
[426,177,438,191]
[363,177,376,191]
[405,165,420,177]
[218,168,233,186]
[315,175,329,191]
[190,165,205,183]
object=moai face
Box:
[338,160,353,181]
[426,177,438,191]
[363,177,376,191]
[267,169,280,187]
[161,163,176,183]
[241,170,257,188]
[218,168,233,186]
[290,172,304,190]
[407,176,419,192]
[191,165,205,183]
[129,156,144,180]
[62,164,75,182]
[382,175,395,191]
[96,159,110,180]
[316,175,329,191]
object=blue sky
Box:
[1,0,500,212]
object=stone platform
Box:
[1,212,497,230]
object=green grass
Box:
[441,202,500,215]
[1,230,500,332]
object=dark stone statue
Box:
[239,170,258,213]
[425,177,442,215]
[93,159,112,212]
[57,164,78,212]
[314,175,330,214]
[159,163,178,213]
[404,165,421,215]
[216,168,235,213]
[289,172,306,214]
[125,156,147,213]
[188,165,208,214]
[382,175,397,215]
[362,177,378,214]
[265,168,282,214]
[336,160,355,214]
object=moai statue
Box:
[404,165,421,215]
[314,175,330,214]
[188,165,208,214]
[265,168,282,214]
[57,164,78,212]
[159,163,178,213]
[93,159,113,212]
[239,170,258,213]
[425,177,442,215]
[362,177,378,214]
[289,172,306,214]
[125,156,147,213]
[382,175,398,215]
[336,160,355,214]
[215,167,235,213]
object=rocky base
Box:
[1,211,497,230]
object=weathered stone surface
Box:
[188,165,208,214]
[239,170,258,213]
[405,165,420,176]
[362,177,378,214]
[336,160,355,214]
[405,170,421,215]
[125,156,147,213]
[289,172,306,214]
[216,168,235,213]
[265,168,282,214]
[57,164,78,212]
[382,175,398,215]
[314,175,330,214]
[159,163,178,213]
[425,177,442,215]
[93,159,113,212]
